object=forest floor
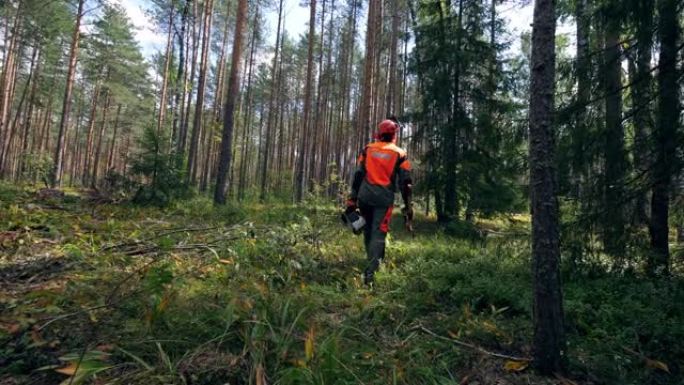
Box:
[0,183,682,385]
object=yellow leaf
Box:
[304,327,315,361]
[55,362,79,376]
[646,358,670,373]
[447,330,460,339]
[218,259,233,264]
[290,359,307,368]
[503,360,528,372]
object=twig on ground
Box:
[101,226,221,251]
[414,324,532,362]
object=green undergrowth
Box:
[0,183,682,385]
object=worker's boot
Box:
[363,269,374,288]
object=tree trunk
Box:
[443,0,463,220]
[82,82,101,185]
[19,48,42,179]
[385,0,400,117]
[107,104,122,171]
[631,0,654,225]
[294,0,317,202]
[528,0,565,374]
[214,0,248,204]
[260,0,284,201]
[357,0,377,147]
[157,7,175,135]
[237,9,259,200]
[602,6,626,257]
[648,0,679,276]
[91,93,111,188]
[180,0,201,155]
[573,0,590,198]
[172,0,190,149]
[187,0,214,184]
[52,0,85,187]
[0,3,21,174]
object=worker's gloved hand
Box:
[345,198,358,213]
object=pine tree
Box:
[214,0,248,204]
[528,0,565,373]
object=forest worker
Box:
[346,118,413,286]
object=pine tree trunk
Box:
[260,0,284,201]
[529,0,565,374]
[648,0,679,276]
[82,82,101,185]
[180,0,201,155]
[157,8,175,136]
[631,0,654,225]
[187,0,214,184]
[294,0,317,202]
[603,7,626,257]
[0,3,21,175]
[237,10,259,200]
[214,0,248,204]
[573,0,590,197]
[19,48,42,179]
[52,0,84,187]
[173,0,190,152]
[107,104,122,171]
[385,0,400,117]
[443,0,463,220]
[91,93,111,188]
[3,44,33,177]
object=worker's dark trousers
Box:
[359,204,393,282]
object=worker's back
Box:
[356,141,411,207]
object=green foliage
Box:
[1,184,683,385]
[410,0,527,220]
[130,127,191,206]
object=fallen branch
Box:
[101,225,221,251]
[414,324,532,362]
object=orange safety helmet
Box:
[377,119,399,136]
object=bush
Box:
[130,127,191,206]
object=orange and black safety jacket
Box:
[350,141,412,207]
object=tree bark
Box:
[259,0,284,201]
[0,3,21,174]
[602,5,626,257]
[357,0,377,147]
[157,7,175,136]
[172,0,190,150]
[385,0,400,117]
[91,93,111,188]
[648,0,679,276]
[631,0,654,225]
[214,0,248,204]
[179,0,201,155]
[528,0,565,374]
[52,0,85,187]
[294,0,317,202]
[82,82,101,185]
[187,0,214,184]
[107,104,122,171]
[573,0,590,198]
